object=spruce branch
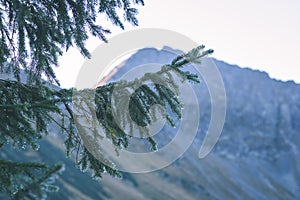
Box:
[0,159,63,199]
[0,0,145,84]
[72,45,213,178]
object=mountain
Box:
[1,47,299,199]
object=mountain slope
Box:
[1,47,299,199]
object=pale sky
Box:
[56,0,300,88]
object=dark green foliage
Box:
[95,83,130,149]
[78,147,122,179]
[0,0,214,198]
[0,159,63,200]
[71,46,213,168]
[0,0,144,84]
[0,0,144,198]
[0,79,63,149]
[0,44,213,198]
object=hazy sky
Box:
[56,0,300,88]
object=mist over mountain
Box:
[1,47,299,199]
